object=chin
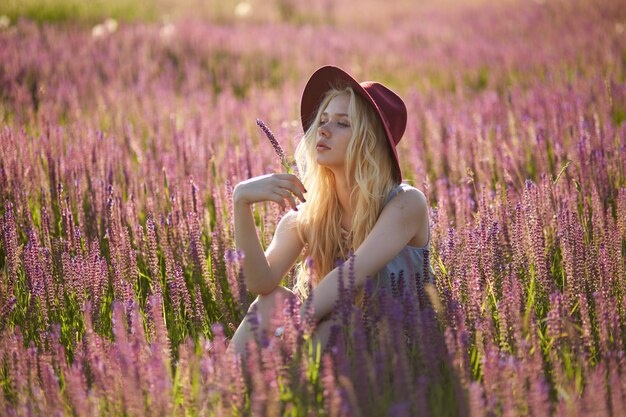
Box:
[316,158,334,168]
[315,159,342,173]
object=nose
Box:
[318,122,330,138]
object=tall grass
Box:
[1,0,625,415]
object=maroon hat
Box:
[300,65,407,181]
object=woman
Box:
[229,66,430,355]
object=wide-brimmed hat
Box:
[300,65,407,181]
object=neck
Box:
[332,169,352,227]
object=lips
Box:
[316,142,331,150]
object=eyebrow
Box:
[321,112,350,117]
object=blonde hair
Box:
[293,86,399,299]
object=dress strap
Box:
[383,183,406,206]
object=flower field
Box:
[0,0,625,415]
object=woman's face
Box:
[315,94,353,170]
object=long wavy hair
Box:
[293,86,399,299]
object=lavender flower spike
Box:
[256,119,292,173]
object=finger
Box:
[278,180,306,203]
[269,193,287,210]
[274,173,295,180]
[282,181,306,201]
[285,193,298,211]
[286,175,307,194]
[276,174,307,194]
[276,189,298,211]
[270,193,287,211]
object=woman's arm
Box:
[232,201,273,294]
[233,173,306,295]
[305,187,428,321]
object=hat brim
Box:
[300,65,402,181]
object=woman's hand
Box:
[233,173,307,211]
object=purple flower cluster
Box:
[256,118,291,173]
[1,0,626,415]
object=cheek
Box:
[338,132,352,151]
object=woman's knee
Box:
[255,285,294,306]
[248,286,295,325]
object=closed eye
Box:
[319,118,350,128]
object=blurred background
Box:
[1,0,624,118]
[0,0,516,27]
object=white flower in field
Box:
[616,23,624,34]
[0,15,10,30]
[104,18,118,33]
[160,23,175,40]
[92,24,106,38]
[235,2,252,18]
[92,18,118,38]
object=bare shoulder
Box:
[386,184,428,215]
[276,208,301,230]
[383,184,429,247]
[274,208,305,246]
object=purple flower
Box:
[256,119,291,173]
